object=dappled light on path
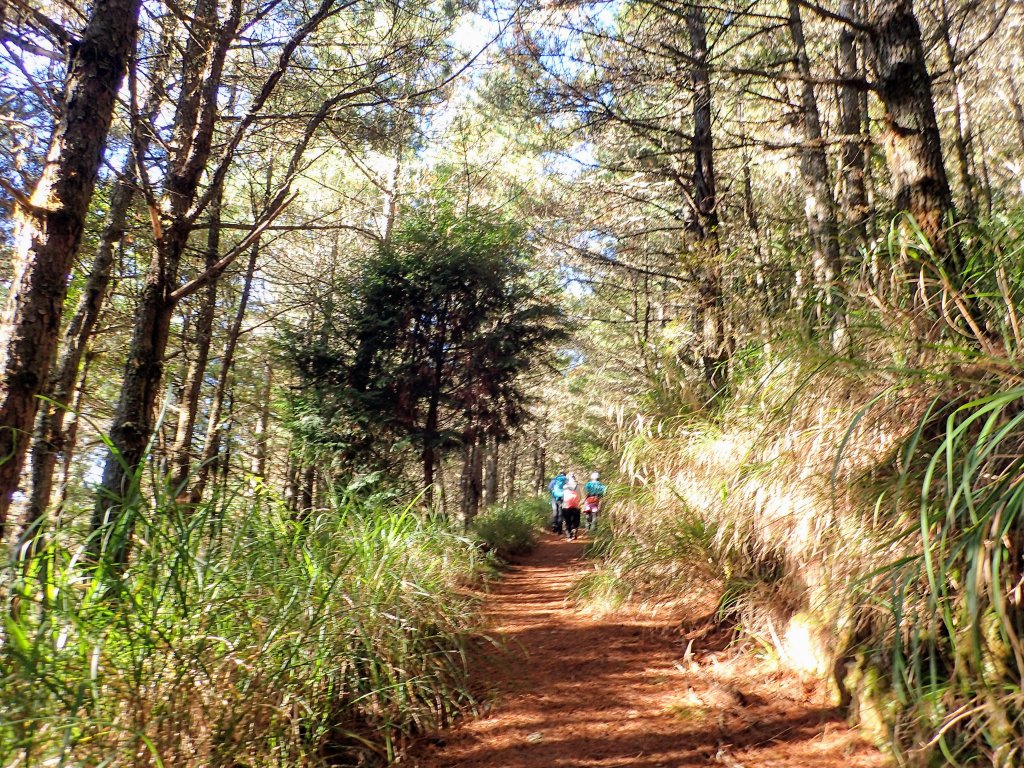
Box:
[409,536,885,768]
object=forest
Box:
[2,0,1024,765]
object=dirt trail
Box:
[408,535,886,768]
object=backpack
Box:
[562,487,580,508]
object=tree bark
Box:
[251,364,273,480]
[93,0,239,544]
[53,351,95,521]
[685,6,729,393]
[299,464,315,518]
[837,0,869,252]
[169,183,223,494]
[24,165,135,539]
[460,434,483,529]
[284,450,300,511]
[483,434,499,508]
[936,0,976,217]
[505,444,518,505]
[0,0,143,535]
[866,0,959,269]
[787,0,846,348]
[190,241,260,504]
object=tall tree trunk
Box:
[299,464,315,518]
[284,450,300,512]
[866,0,959,270]
[483,435,499,508]
[936,0,976,217]
[533,414,546,494]
[24,26,172,541]
[837,0,869,252]
[788,0,846,348]
[251,365,273,480]
[53,351,96,522]
[686,6,729,393]
[24,166,135,539]
[94,0,240,545]
[0,0,143,534]
[505,444,518,505]
[190,241,260,503]
[169,184,223,494]
[459,434,483,529]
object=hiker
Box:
[561,478,582,540]
[548,471,567,533]
[583,471,606,531]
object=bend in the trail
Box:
[409,535,886,768]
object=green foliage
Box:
[471,496,549,560]
[2,491,486,766]
[280,200,567,479]
[865,388,1024,765]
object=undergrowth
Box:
[2,491,487,767]
[574,212,1024,765]
[471,496,548,560]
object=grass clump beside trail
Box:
[2,492,488,767]
[471,496,549,560]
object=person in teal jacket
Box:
[548,472,567,533]
[583,471,606,531]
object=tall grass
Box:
[471,497,548,560]
[2,490,486,766]
[573,208,1024,763]
[862,389,1024,766]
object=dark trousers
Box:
[551,498,563,532]
[563,507,581,537]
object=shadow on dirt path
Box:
[407,534,886,768]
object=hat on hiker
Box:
[590,471,600,481]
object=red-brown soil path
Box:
[408,535,887,768]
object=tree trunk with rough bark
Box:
[94,0,238,545]
[686,6,729,393]
[25,167,135,540]
[866,0,959,269]
[483,435,499,508]
[837,0,869,252]
[190,241,260,504]
[787,0,846,348]
[0,0,143,537]
[170,185,223,494]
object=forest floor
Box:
[407,534,887,768]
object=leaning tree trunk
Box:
[686,5,730,393]
[867,0,960,271]
[788,0,846,348]
[0,0,143,537]
[24,29,171,542]
[25,164,136,541]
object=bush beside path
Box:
[408,534,885,768]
